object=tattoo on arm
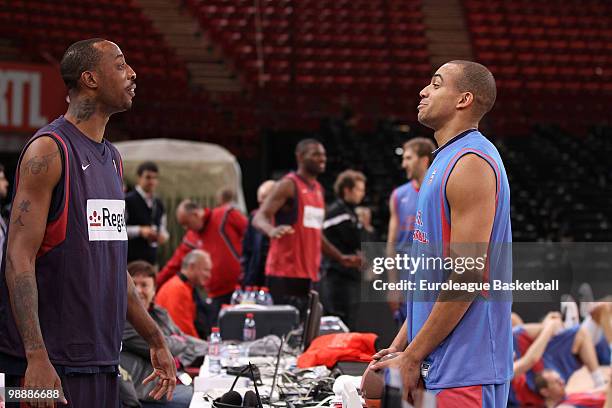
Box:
[18,200,31,212]
[23,151,60,175]
[12,200,32,227]
[7,268,46,353]
[13,215,25,227]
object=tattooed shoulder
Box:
[23,150,60,175]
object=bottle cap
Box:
[246,313,254,318]
[212,327,220,333]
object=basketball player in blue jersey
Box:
[0,39,176,407]
[386,138,435,323]
[372,61,512,407]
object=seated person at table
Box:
[156,249,213,338]
[122,261,208,408]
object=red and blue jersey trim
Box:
[14,132,70,258]
[438,148,502,294]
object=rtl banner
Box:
[0,61,67,133]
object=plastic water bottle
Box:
[264,287,273,305]
[230,285,243,305]
[243,313,256,342]
[241,286,251,304]
[257,287,273,305]
[256,287,266,305]
[248,287,259,304]
[209,327,222,374]
[244,286,258,305]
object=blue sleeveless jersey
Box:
[408,129,513,389]
[0,116,128,367]
[392,180,419,248]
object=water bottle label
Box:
[243,328,256,341]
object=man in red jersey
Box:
[253,139,360,317]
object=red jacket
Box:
[158,204,248,298]
[155,275,199,338]
[297,333,378,368]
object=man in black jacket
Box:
[125,161,169,264]
[321,170,366,330]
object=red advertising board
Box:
[0,61,67,134]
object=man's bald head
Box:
[177,199,200,214]
[447,60,497,120]
[295,139,326,176]
[181,249,212,287]
[176,199,205,231]
[295,138,322,155]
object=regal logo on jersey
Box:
[87,199,128,241]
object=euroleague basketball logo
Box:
[87,199,128,241]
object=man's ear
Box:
[80,70,98,90]
[456,91,475,110]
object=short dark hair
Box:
[137,161,159,176]
[0,163,4,173]
[60,38,106,91]
[217,187,235,204]
[448,60,497,120]
[334,169,366,199]
[295,138,322,155]
[403,137,436,164]
[127,260,156,280]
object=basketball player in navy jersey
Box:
[0,39,176,407]
[373,61,512,407]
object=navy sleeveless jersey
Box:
[0,116,128,366]
[408,129,513,388]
